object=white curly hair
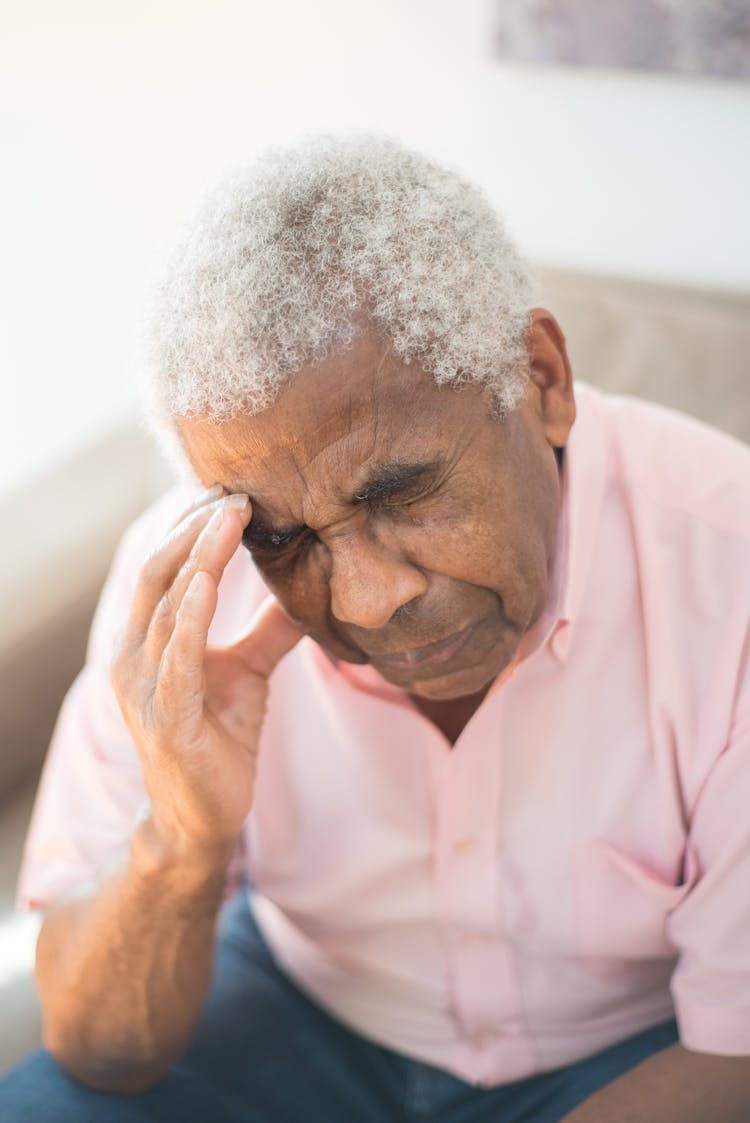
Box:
[144,135,536,448]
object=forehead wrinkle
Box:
[225,412,381,531]
[258,380,455,523]
[295,418,383,528]
[180,336,476,514]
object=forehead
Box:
[178,334,490,499]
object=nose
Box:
[327,530,428,630]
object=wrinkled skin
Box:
[178,310,575,738]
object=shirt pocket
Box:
[573,837,700,963]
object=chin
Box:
[390,654,510,702]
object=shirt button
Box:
[458,931,488,946]
[471,1027,500,1048]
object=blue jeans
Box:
[0,892,678,1121]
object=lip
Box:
[370,620,479,670]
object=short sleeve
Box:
[16,486,267,911]
[667,663,750,1056]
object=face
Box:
[178,315,575,702]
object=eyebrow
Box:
[242,459,444,548]
[353,460,443,503]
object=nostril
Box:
[388,596,422,625]
[326,533,428,629]
[330,570,427,631]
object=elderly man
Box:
[2,137,749,1122]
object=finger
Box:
[127,494,249,646]
[168,484,227,531]
[224,596,304,678]
[146,500,250,658]
[157,570,218,730]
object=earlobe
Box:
[527,308,576,447]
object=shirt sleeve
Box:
[667,662,750,1056]
[15,486,265,911]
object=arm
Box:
[561,1043,750,1123]
[569,651,750,1121]
[35,488,301,1094]
[36,818,232,1093]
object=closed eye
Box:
[242,520,307,554]
[354,461,443,508]
[365,487,432,513]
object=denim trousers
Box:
[0,892,678,1122]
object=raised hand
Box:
[111,487,303,859]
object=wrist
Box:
[131,814,235,893]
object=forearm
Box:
[35,815,233,1094]
[561,1042,750,1123]
[31,491,296,1094]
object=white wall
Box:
[2,0,748,497]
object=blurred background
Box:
[1,0,749,1073]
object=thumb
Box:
[226,596,304,677]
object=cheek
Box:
[388,509,506,588]
[410,528,487,581]
[375,501,472,563]
[253,551,331,625]
[396,504,550,626]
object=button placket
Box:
[430,703,514,1048]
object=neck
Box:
[410,688,489,746]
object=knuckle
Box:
[149,685,183,742]
[151,585,179,634]
[175,554,198,594]
[158,585,177,621]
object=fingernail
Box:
[223,493,249,511]
[205,484,224,501]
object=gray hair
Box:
[145,135,536,447]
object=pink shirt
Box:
[17,383,750,1085]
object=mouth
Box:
[368,619,480,672]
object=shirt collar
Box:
[547,381,609,663]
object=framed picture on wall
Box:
[494,0,750,80]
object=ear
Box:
[526,308,576,447]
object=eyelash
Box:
[368,490,430,516]
[242,526,305,557]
